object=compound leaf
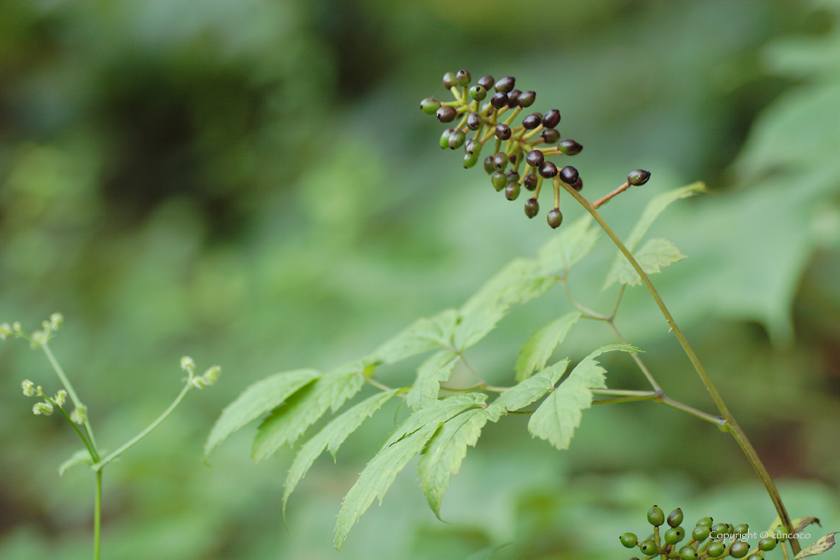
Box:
[418,404,506,518]
[369,309,458,365]
[405,350,460,409]
[253,369,365,461]
[528,344,638,450]
[382,392,487,449]
[515,313,581,381]
[495,360,569,412]
[538,215,600,275]
[609,238,687,287]
[205,368,320,457]
[283,389,399,516]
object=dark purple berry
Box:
[522,113,542,130]
[436,106,457,123]
[483,156,495,174]
[518,91,536,107]
[524,198,539,218]
[541,128,560,144]
[469,85,487,101]
[466,112,482,130]
[455,69,471,87]
[493,152,509,170]
[571,177,583,191]
[443,72,457,89]
[543,109,561,128]
[421,98,441,115]
[526,150,544,167]
[547,208,563,229]
[559,165,579,184]
[491,170,507,191]
[558,139,583,155]
[508,89,522,107]
[523,172,538,191]
[440,128,454,149]
[628,169,651,186]
[495,76,515,93]
[539,161,558,178]
[477,75,495,90]
[495,123,511,140]
[505,182,521,201]
[490,92,509,109]
[509,152,518,165]
[448,130,466,150]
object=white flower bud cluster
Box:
[33,401,54,416]
[191,365,221,389]
[70,405,88,425]
[22,379,36,397]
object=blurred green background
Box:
[2,0,840,558]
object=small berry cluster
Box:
[421,70,651,228]
[620,506,780,560]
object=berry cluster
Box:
[421,70,651,228]
[620,506,780,560]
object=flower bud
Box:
[33,401,54,416]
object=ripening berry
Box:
[518,90,536,107]
[559,165,578,184]
[758,538,777,552]
[539,161,558,178]
[490,92,509,109]
[526,150,545,167]
[628,169,651,186]
[495,76,515,93]
[639,540,658,556]
[505,182,520,201]
[491,171,507,191]
[523,172,538,191]
[443,72,457,89]
[729,542,750,559]
[664,527,685,545]
[706,542,726,558]
[509,152,518,165]
[547,208,563,229]
[436,105,457,123]
[440,128,454,149]
[559,139,583,155]
[541,128,560,144]
[464,139,480,155]
[463,152,479,168]
[421,98,441,115]
[647,506,665,527]
[493,152,509,170]
[448,130,466,149]
[522,113,542,129]
[541,109,560,129]
[691,525,710,542]
[678,546,698,560]
[455,69,471,87]
[508,89,522,107]
[620,533,638,548]
[524,198,539,218]
[469,85,487,101]
[495,123,512,140]
[506,170,520,184]
[483,156,495,174]
[668,509,684,528]
[478,75,495,90]
[467,112,482,130]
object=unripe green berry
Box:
[483,156,495,175]
[638,540,658,556]
[543,109,561,128]
[547,208,562,229]
[505,182,520,201]
[774,526,787,541]
[436,105,457,123]
[507,89,522,107]
[707,542,726,558]
[440,128,454,149]
[729,541,750,559]
[443,72,457,89]
[559,165,578,184]
[493,152,509,170]
[559,138,583,155]
[710,524,728,538]
[541,128,560,144]
[678,546,698,560]
[539,161,557,178]
[469,85,487,101]
[455,69,471,87]
[463,152,479,168]
[665,527,685,545]
[647,506,665,527]
[491,171,507,191]
[526,150,544,167]
[691,525,711,542]
[758,538,777,551]
[627,169,651,186]
[668,509,684,528]
[518,90,536,107]
[421,98,441,115]
[523,113,542,129]
[523,172,538,191]
[495,123,511,140]
[620,533,638,548]
[490,92,508,109]
[524,198,539,218]
[733,524,748,536]
[495,76,515,93]
[477,75,495,90]
[467,112,482,130]
[448,130,466,149]
[696,517,713,527]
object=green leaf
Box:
[515,313,581,381]
[538,215,600,275]
[369,309,458,365]
[418,404,506,518]
[405,350,460,409]
[282,389,399,516]
[205,369,320,457]
[252,368,365,461]
[528,344,639,450]
[465,543,511,560]
[796,533,837,559]
[334,393,486,550]
[603,182,706,290]
[58,448,95,476]
[456,258,555,350]
[608,238,687,287]
[495,360,569,412]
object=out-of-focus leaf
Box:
[515,313,581,381]
[609,238,686,287]
[405,350,460,409]
[369,309,458,365]
[58,448,95,476]
[795,533,837,559]
[538,215,600,275]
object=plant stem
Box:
[42,342,99,450]
[655,396,724,427]
[562,183,800,554]
[94,469,102,560]
[93,381,192,470]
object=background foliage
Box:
[1,0,840,558]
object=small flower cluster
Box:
[620,506,781,560]
[20,379,84,422]
[421,70,651,227]
[1,313,63,347]
[181,356,221,389]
